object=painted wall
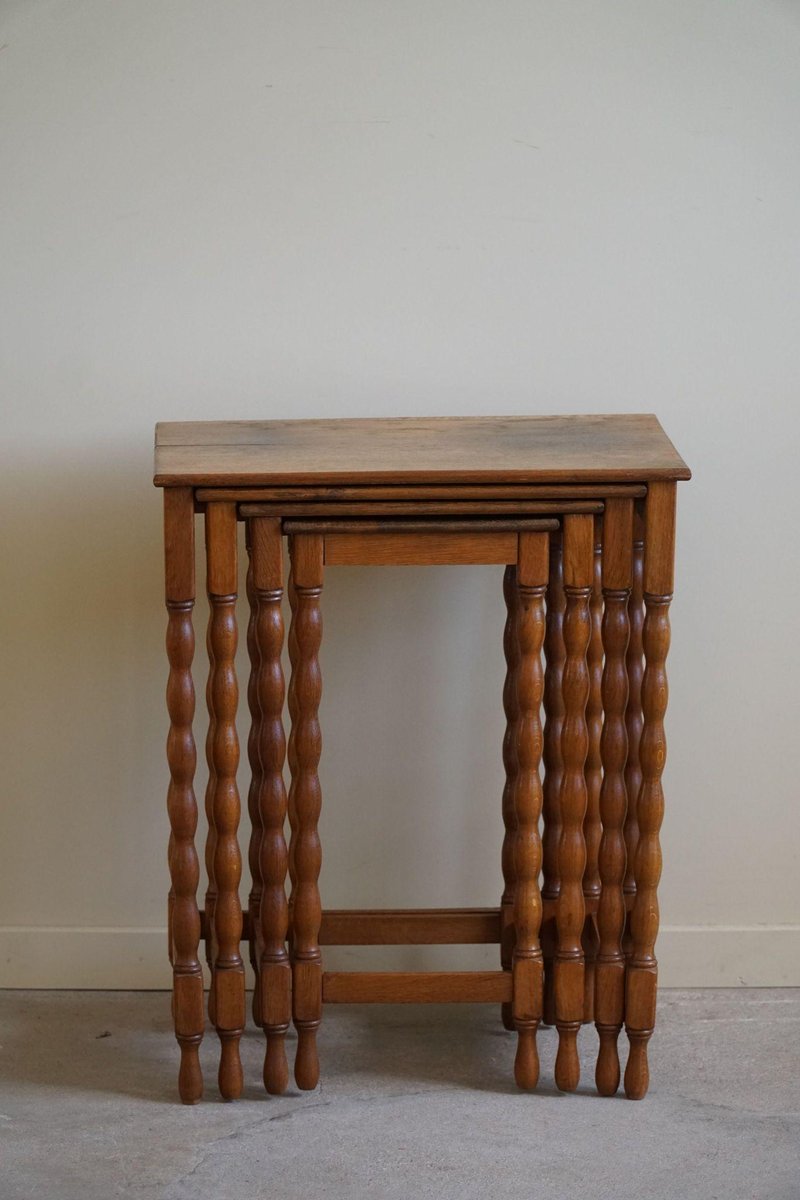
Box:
[1,0,798,987]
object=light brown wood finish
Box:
[500,565,520,1031]
[625,482,676,1100]
[322,530,533,567]
[250,518,292,1096]
[281,517,566,533]
[155,414,691,486]
[323,972,512,1004]
[582,522,604,1023]
[164,488,204,1104]
[541,533,566,1026]
[205,893,612,946]
[199,483,647,503]
[244,524,264,1030]
[320,908,501,946]
[276,520,560,568]
[286,569,299,929]
[242,500,604,518]
[623,508,645,956]
[205,503,245,1101]
[594,499,633,1096]
[288,534,324,1091]
[511,532,548,1088]
[203,636,218,1025]
[554,513,594,1091]
[156,415,690,1103]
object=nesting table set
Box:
[155,415,690,1104]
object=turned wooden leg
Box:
[500,565,520,1032]
[625,482,676,1100]
[554,513,593,1092]
[582,521,603,1023]
[286,569,299,944]
[623,509,645,957]
[512,534,548,1089]
[245,522,265,1029]
[594,499,633,1096]
[164,488,204,1104]
[205,502,245,1101]
[541,532,565,1026]
[250,518,291,1095]
[288,533,324,1091]
[204,660,218,1027]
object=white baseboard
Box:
[0,925,798,989]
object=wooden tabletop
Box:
[154,414,690,487]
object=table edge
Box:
[154,465,691,487]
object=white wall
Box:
[1,0,798,989]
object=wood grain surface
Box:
[155,415,690,486]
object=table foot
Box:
[295,1027,320,1090]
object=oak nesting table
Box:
[155,415,690,1105]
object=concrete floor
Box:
[0,990,798,1199]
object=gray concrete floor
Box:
[0,990,798,1199]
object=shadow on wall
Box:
[0,444,510,965]
[317,558,507,968]
[0,443,170,925]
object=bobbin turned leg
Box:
[624,482,676,1100]
[594,500,633,1095]
[286,570,300,938]
[288,534,324,1090]
[500,565,520,1032]
[511,534,548,1088]
[245,523,265,1029]
[164,488,204,1104]
[541,533,565,1026]
[204,651,219,1026]
[250,518,291,1095]
[623,511,647,960]
[205,503,245,1100]
[623,508,645,957]
[582,522,603,1022]
[554,513,593,1092]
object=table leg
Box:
[249,518,291,1094]
[625,482,676,1100]
[554,513,593,1091]
[623,510,645,956]
[512,533,548,1088]
[582,523,603,1022]
[164,488,204,1104]
[204,655,218,1025]
[287,570,299,941]
[594,499,633,1095]
[500,565,520,1031]
[205,502,245,1100]
[245,522,264,1029]
[541,533,565,1026]
[288,533,324,1090]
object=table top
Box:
[154,414,690,487]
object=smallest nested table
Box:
[155,415,690,1104]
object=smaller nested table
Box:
[155,415,690,1105]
